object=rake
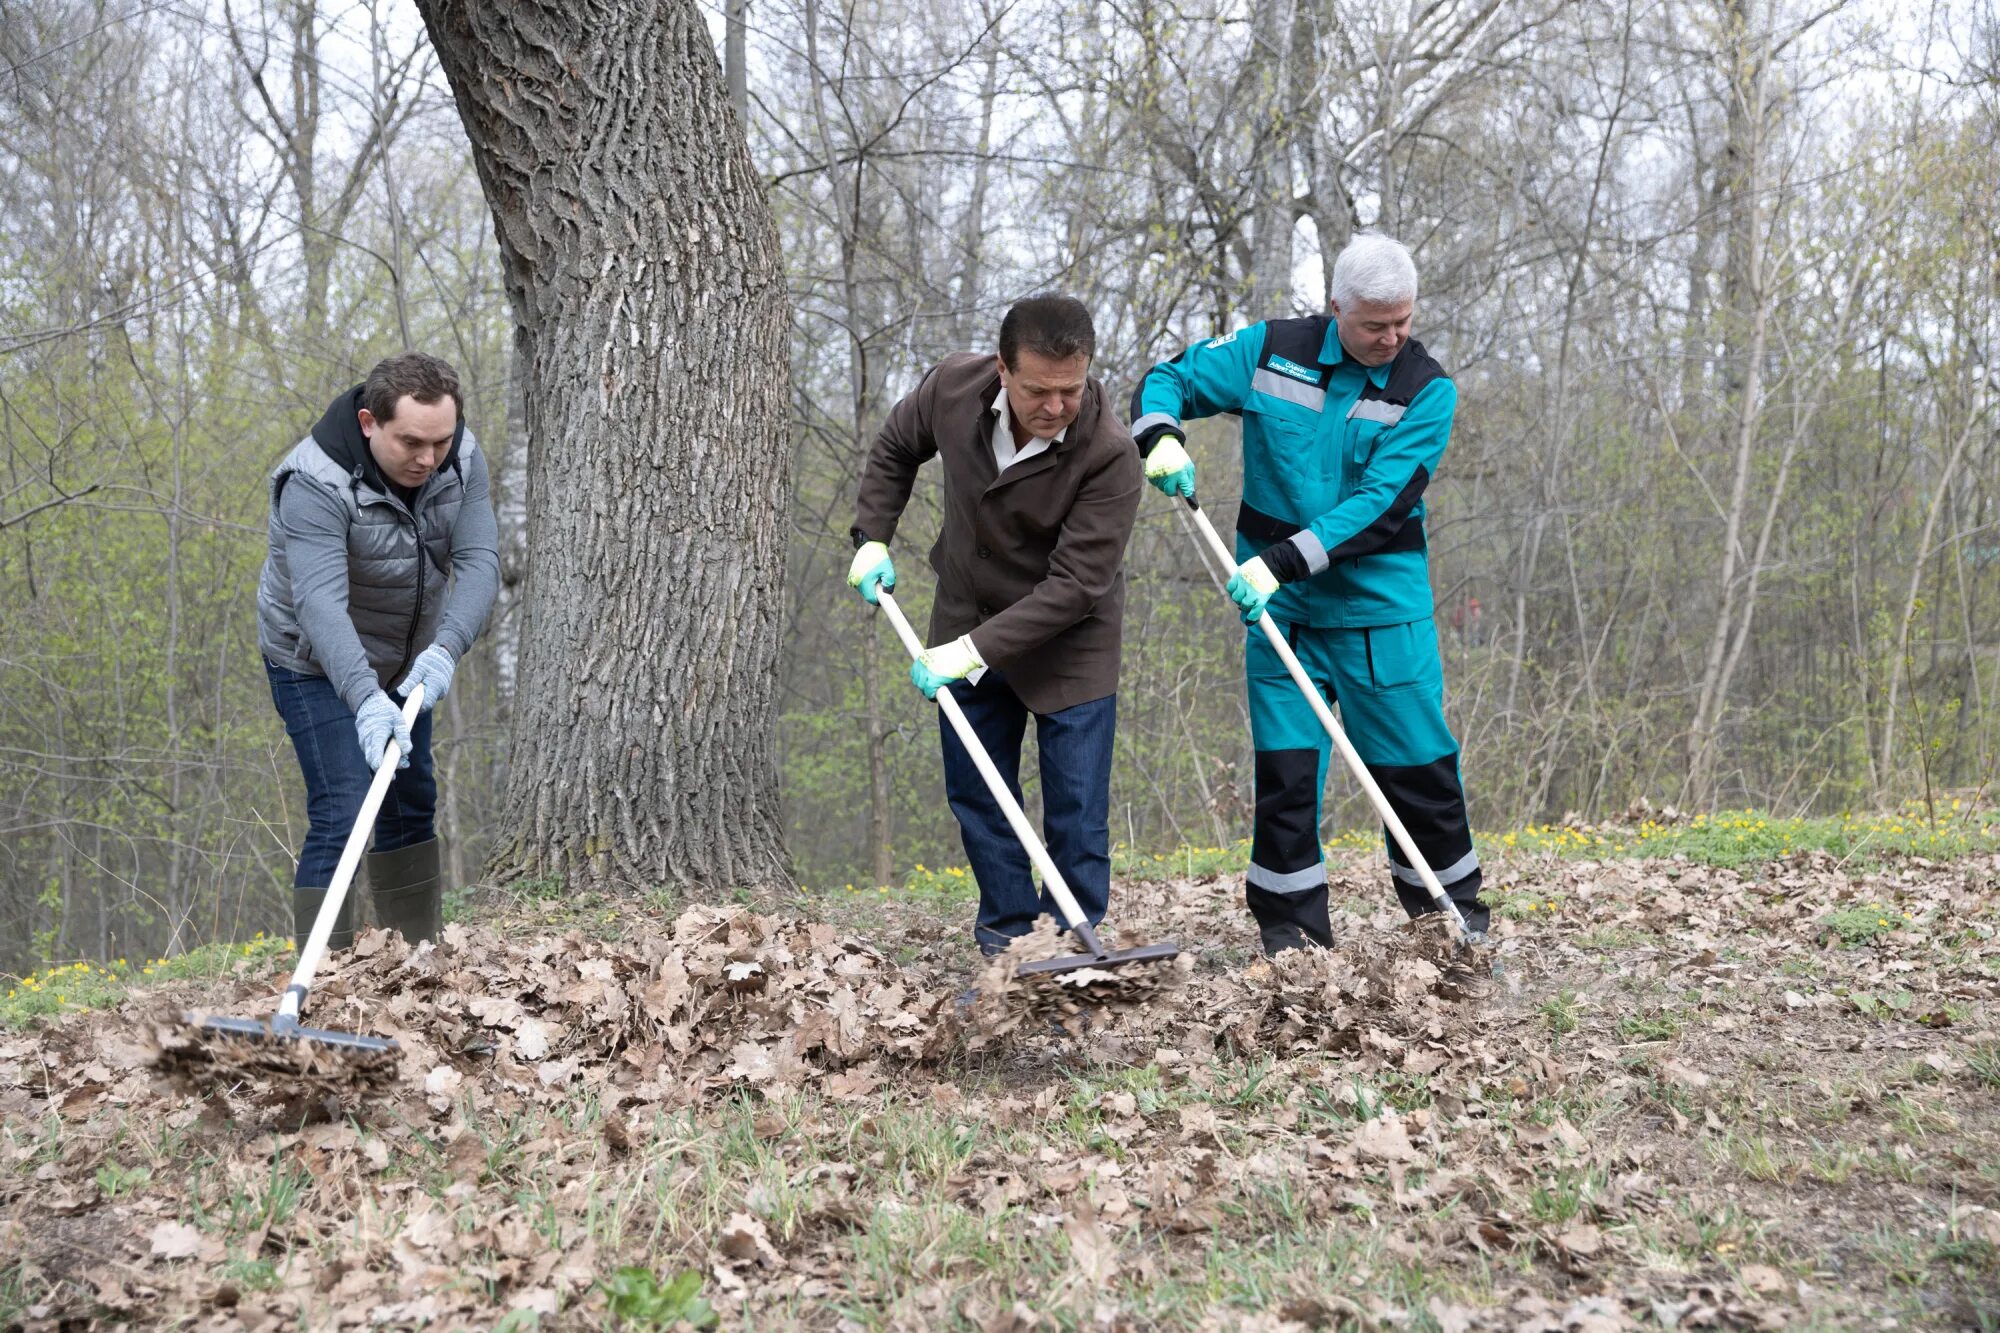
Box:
[875,589,1179,980]
[166,687,424,1078]
[1176,495,1479,946]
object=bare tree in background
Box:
[220,0,429,389]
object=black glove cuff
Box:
[849,526,875,551]
[1259,540,1310,584]
[1136,424,1186,456]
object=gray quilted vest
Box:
[256,432,479,689]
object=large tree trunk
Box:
[417,0,794,893]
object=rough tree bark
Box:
[416,0,794,893]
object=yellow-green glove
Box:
[911,635,985,699]
[1143,436,1196,498]
[846,540,896,605]
[1226,556,1280,624]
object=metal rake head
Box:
[1011,939,1181,980]
[154,1010,401,1093]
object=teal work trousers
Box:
[1243,616,1484,951]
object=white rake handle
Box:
[279,684,425,1022]
[875,591,1098,939]
[1182,499,1473,940]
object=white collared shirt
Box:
[991,387,1066,473]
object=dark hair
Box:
[998,295,1096,368]
[363,352,463,425]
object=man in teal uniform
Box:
[1131,232,1485,954]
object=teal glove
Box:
[1226,556,1280,624]
[1143,436,1196,499]
[399,644,455,712]
[354,690,413,771]
[846,540,896,605]
[911,635,984,699]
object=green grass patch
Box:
[1542,989,1583,1038]
[1821,907,1906,946]
[1527,1165,1605,1224]
[806,862,981,904]
[1491,889,1565,921]
[1966,1042,2000,1090]
[897,861,980,902]
[1109,1227,1448,1328]
[1668,1198,1772,1263]
[94,1160,151,1199]
[13,805,1995,1034]
[1806,1140,1867,1184]
[1722,1133,1792,1183]
[819,804,2000,905]
[1617,1009,1684,1043]
[807,842,1263,896]
[218,1257,284,1293]
[1116,834,1373,882]
[2,934,296,1028]
[482,882,675,939]
[600,1267,717,1329]
[1846,988,1916,1018]
[1824,892,1928,944]
[1490,806,2000,868]
[510,874,569,901]
[0,1261,40,1327]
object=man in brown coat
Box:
[846,296,1143,954]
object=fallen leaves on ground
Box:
[0,848,1994,1328]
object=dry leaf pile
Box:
[2,849,1996,1330]
[149,1017,401,1119]
[142,907,973,1119]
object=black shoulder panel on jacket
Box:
[1368,337,1449,406]
[1259,315,1333,372]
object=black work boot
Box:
[1247,882,1335,957]
[367,837,444,946]
[1257,921,1316,956]
[293,884,353,953]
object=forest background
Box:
[2,0,1996,975]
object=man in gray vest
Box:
[258,352,499,950]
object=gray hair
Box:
[1329,232,1418,310]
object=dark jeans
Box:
[938,668,1115,953]
[265,659,435,887]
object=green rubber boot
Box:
[367,837,444,946]
[293,884,354,953]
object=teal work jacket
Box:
[1132,316,1455,629]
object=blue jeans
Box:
[937,668,1115,953]
[265,659,435,887]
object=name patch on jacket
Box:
[1266,355,1320,385]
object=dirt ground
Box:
[3,842,1997,1331]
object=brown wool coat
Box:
[852,352,1143,714]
